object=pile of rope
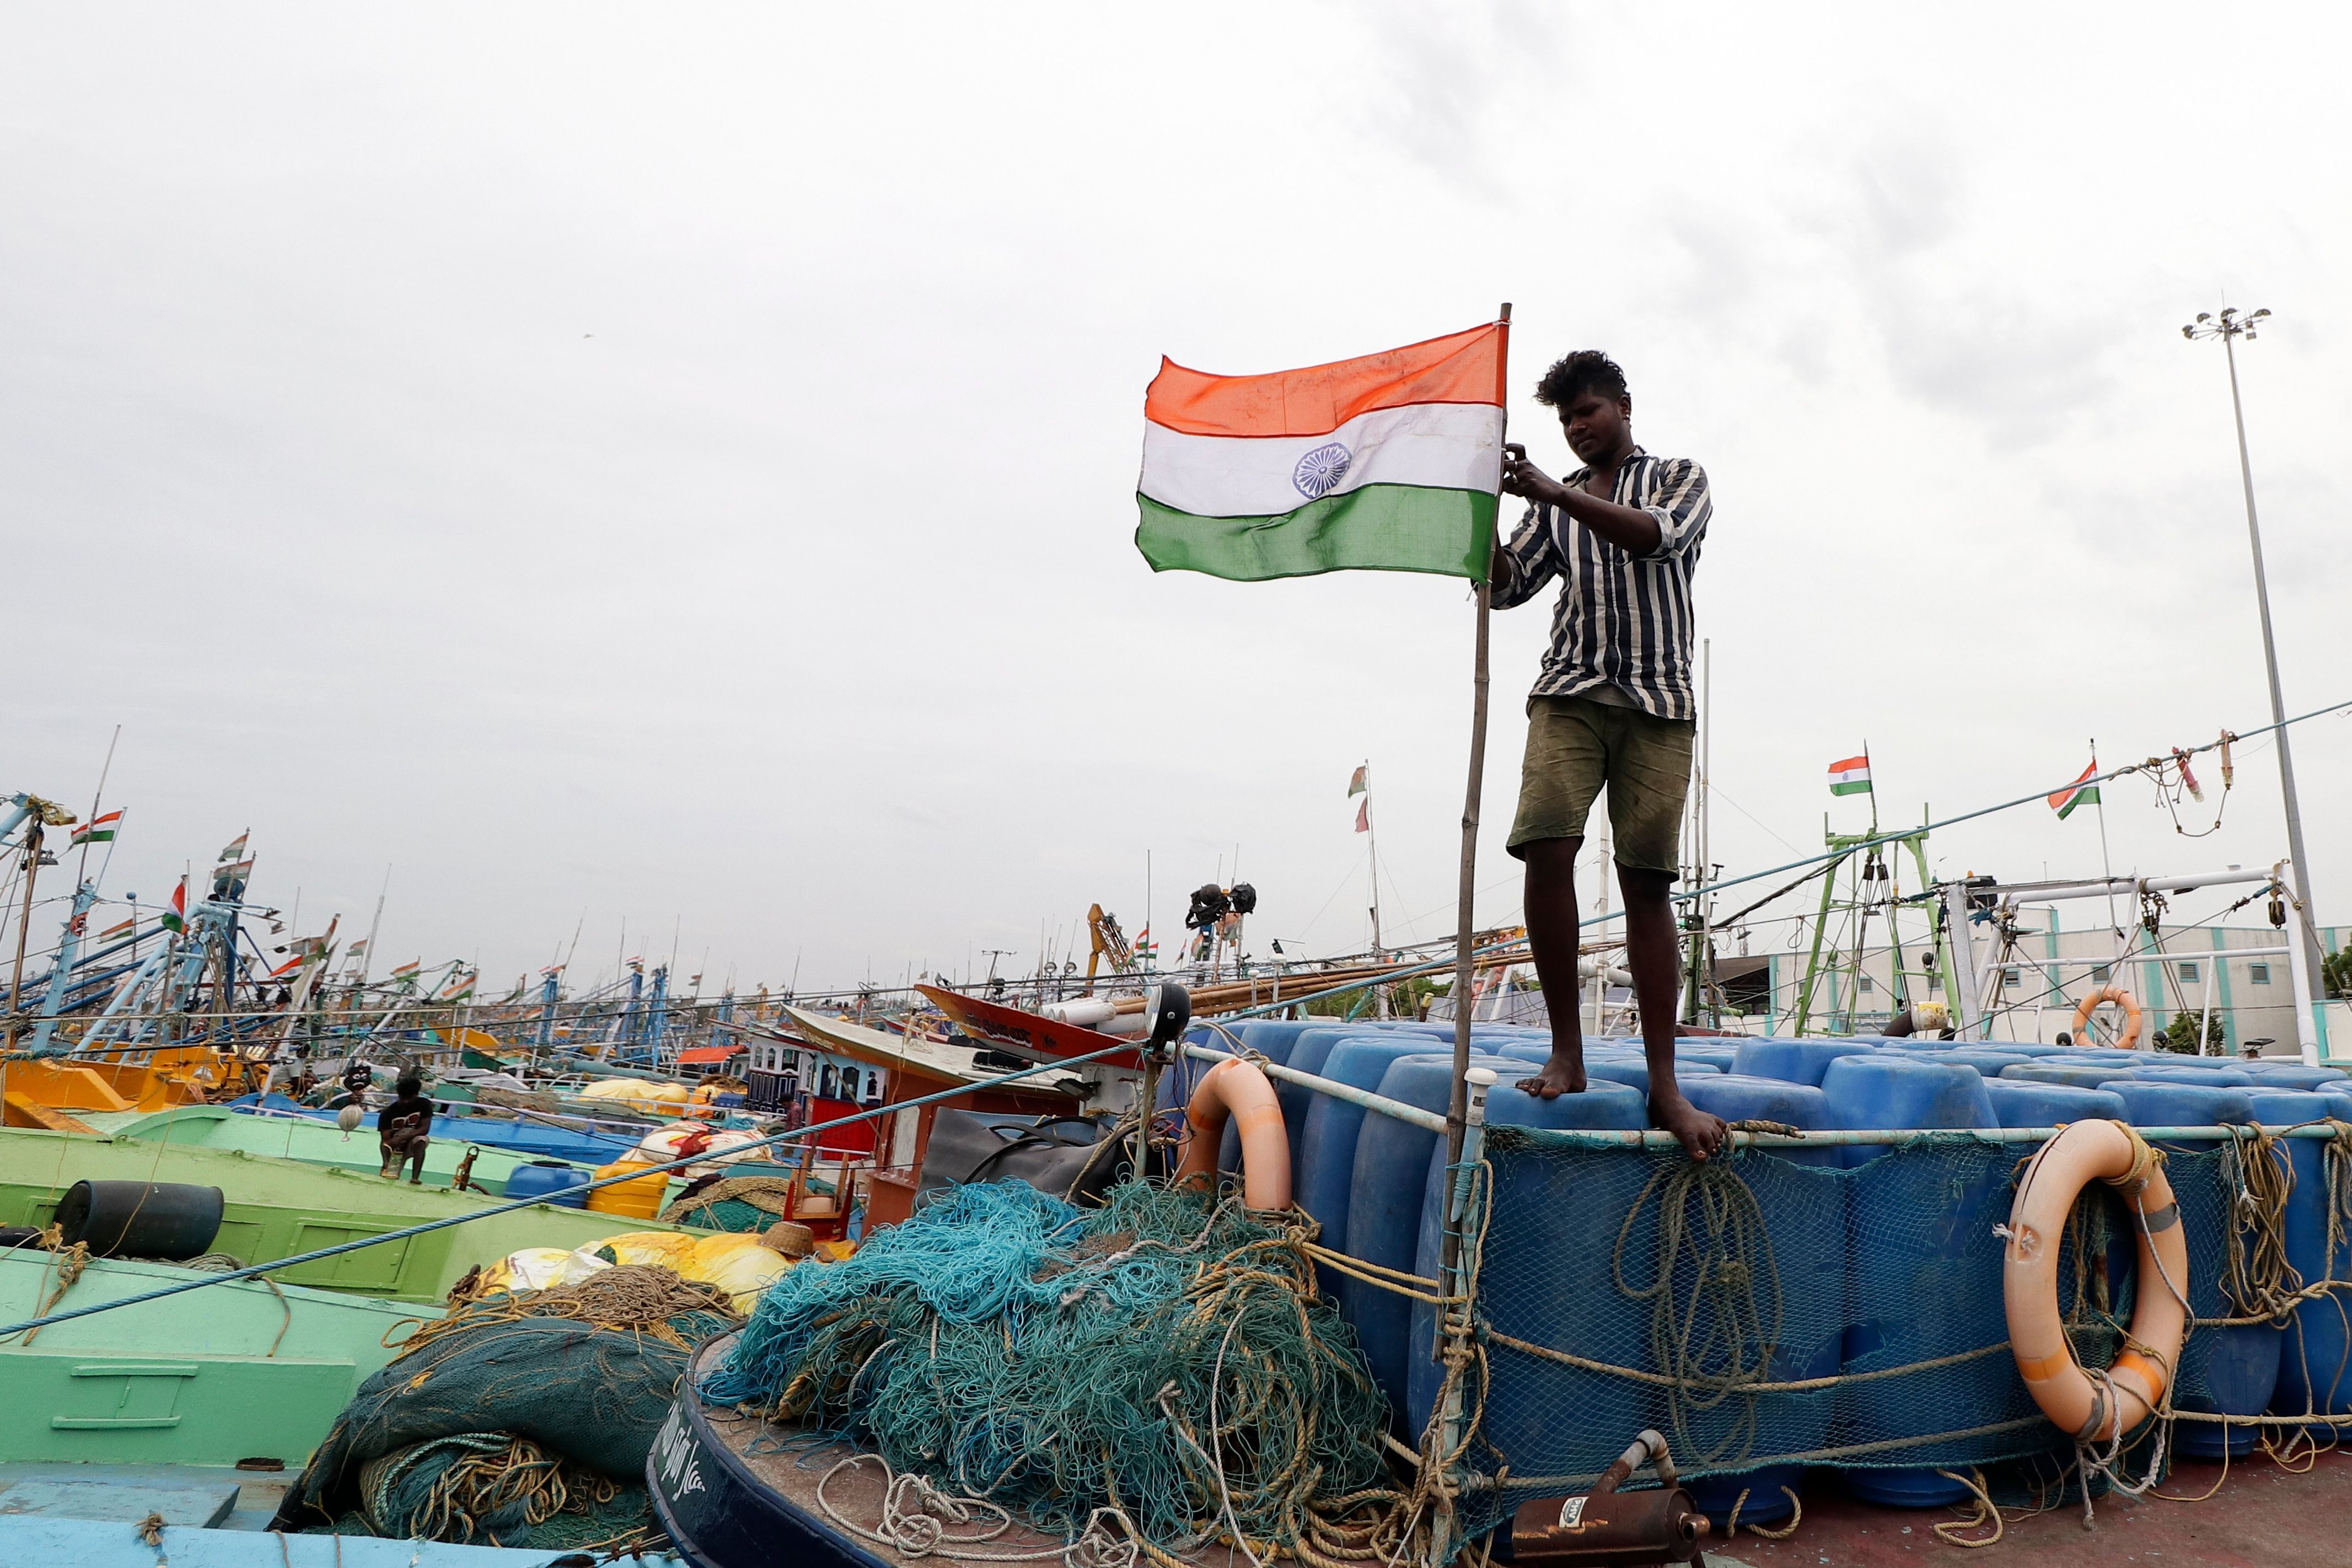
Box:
[702,1180,1401,1566]
[414,1263,740,1354]
[355,1431,630,1547]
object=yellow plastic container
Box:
[585,1159,668,1220]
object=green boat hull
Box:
[0,1248,440,1465]
[0,1129,689,1304]
[95,1106,614,1193]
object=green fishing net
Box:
[273,1264,740,1549]
[702,1180,1395,1557]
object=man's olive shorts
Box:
[1505,694,1695,876]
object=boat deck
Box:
[656,1335,1252,1568]
[1704,1448,2352,1565]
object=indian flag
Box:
[1828,755,1872,796]
[390,959,421,981]
[1135,321,1507,582]
[71,809,122,847]
[160,877,187,933]
[2050,761,2101,820]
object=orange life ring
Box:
[2071,984,2143,1049]
[1175,1057,1291,1211]
[2003,1120,2187,1443]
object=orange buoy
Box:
[2003,1120,2187,1443]
[2071,985,2144,1049]
[1174,1057,1290,1211]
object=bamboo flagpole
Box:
[1446,302,1508,1172]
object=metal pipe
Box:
[1182,1041,1448,1133]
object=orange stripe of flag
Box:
[1145,322,1506,438]
[2048,761,2098,809]
[1828,755,1868,774]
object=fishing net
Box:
[664,1175,798,1233]
[1452,1123,2352,1537]
[272,1264,743,1550]
[701,1180,1401,1564]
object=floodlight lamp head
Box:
[2253,308,2271,318]
[1141,981,1191,1058]
[2197,312,2213,323]
[2182,325,2196,339]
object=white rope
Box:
[815,1453,1139,1567]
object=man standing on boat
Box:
[1494,350,1727,1161]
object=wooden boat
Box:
[777,1007,1091,1106]
[0,1245,437,1465]
[772,1008,1101,1229]
[0,1128,694,1302]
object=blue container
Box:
[1819,1056,2002,1507]
[504,1159,592,1207]
[2241,1064,2348,1091]
[1294,1039,1492,1277]
[1733,1038,1877,1087]
[2102,1081,2276,1457]
[2254,1092,2352,1434]
[2000,1064,2136,1091]
[1347,1055,1523,1420]
[1406,1068,1650,1458]
[1979,1079,2128,1129]
[1920,1049,2033,1079]
[1238,1019,1324,1059]
[2127,1066,2254,1086]
[1672,1045,1743,1072]
[1656,1073,1844,1525]
[1219,1026,1375,1185]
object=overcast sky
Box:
[7,2,2348,998]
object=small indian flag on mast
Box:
[1135,320,1507,582]
[1828,754,1873,797]
[72,809,122,846]
[2050,760,2102,820]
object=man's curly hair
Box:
[1533,350,1629,408]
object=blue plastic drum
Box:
[2244,1090,2348,1437]
[1734,1038,1877,1087]
[1820,1055,2003,1507]
[1406,1068,1650,1457]
[2102,1081,2276,1458]
[1346,1055,1519,1421]
[1293,1039,1497,1293]
[1656,1073,1844,1526]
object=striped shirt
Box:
[1490,447,1710,722]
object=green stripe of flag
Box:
[2055,784,2101,819]
[1135,484,1496,583]
[1829,780,1873,796]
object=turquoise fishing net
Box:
[701,1180,1394,1554]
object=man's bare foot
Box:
[1652,1093,1727,1162]
[1519,1050,1587,1099]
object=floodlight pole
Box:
[2182,306,2326,996]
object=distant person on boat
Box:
[378,1073,434,1183]
[1496,349,1726,1161]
